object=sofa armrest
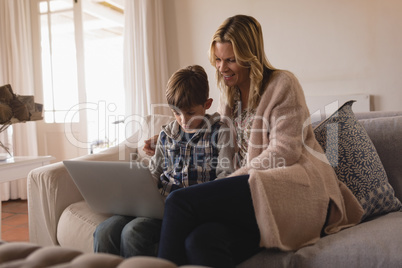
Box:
[28,114,173,247]
[27,145,137,247]
[28,161,83,246]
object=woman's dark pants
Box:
[157,175,262,268]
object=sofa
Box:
[27,108,402,267]
[0,241,205,267]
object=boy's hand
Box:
[143,135,159,156]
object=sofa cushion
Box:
[57,201,111,253]
[292,211,402,268]
[0,241,41,263]
[358,115,402,201]
[22,246,83,267]
[0,242,203,268]
[238,212,402,268]
[314,101,402,220]
[237,248,293,268]
[65,253,123,267]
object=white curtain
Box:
[123,0,169,133]
[0,0,38,201]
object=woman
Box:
[150,15,363,267]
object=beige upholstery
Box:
[0,241,206,267]
[57,201,111,253]
[28,114,173,252]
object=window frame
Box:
[30,0,88,124]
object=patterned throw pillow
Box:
[314,100,402,220]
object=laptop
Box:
[63,160,165,219]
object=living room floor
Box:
[1,199,29,242]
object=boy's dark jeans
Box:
[157,175,262,268]
[94,215,162,258]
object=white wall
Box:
[162,0,402,112]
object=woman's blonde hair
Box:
[209,15,276,110]
[166,65,209,110]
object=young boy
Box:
[94,65,235,257]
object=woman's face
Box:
[214,42,250,92]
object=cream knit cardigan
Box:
[220,70,364,251]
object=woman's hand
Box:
[143,135,159,156]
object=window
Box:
[34,0,125,152]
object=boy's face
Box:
[172,98,213,133]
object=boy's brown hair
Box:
[166,65,209,110]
